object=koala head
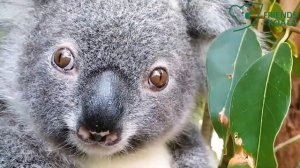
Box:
[15,0,239,157]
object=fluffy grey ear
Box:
[179,0,243,38]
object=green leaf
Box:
[230,43,292,168]
[287,40,298,58]
[269,0,275,3]
[293,56,300,77]
[267,2,284,37]
[228,165,251,168]
[207,27,262,138]
[288,40,300,76]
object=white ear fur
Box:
[0,0,36,126]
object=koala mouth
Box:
[77,126,121,146]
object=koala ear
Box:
[179,0,243,38]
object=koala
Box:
[0,0,240,167]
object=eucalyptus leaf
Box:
[268,2,284,37]
[207,27,262,138]
[228,165,251,168]
[293,56,300,77]
[230,43,292,168]
[287,40,298,58]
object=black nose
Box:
[79,71,123,139]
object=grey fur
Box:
[0,0,241,167]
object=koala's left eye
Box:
[148,68,169,90]
[52,48,75,71]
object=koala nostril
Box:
[77,126,91,140]
[89,130,119,146]
[102,132,119,146]
[77,126,120,146]
[90,130,110,137]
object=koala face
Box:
[19,0,204,156]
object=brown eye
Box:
[148,68,169,89]
[52,48,74,70]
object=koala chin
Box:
[0,0,241,167]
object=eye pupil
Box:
[149,68,168,89]
[53,48,74,70]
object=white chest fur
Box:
[81,143,172,168]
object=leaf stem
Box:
[290,2,300,25]
[286,26,300,35]
[275,133,300,152]
[279,27,290,44]
[219,135,234,168]
[201,103,213,145]
[271,25,290,50]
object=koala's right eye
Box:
[148,68,169,90]
[52,48,75,71]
